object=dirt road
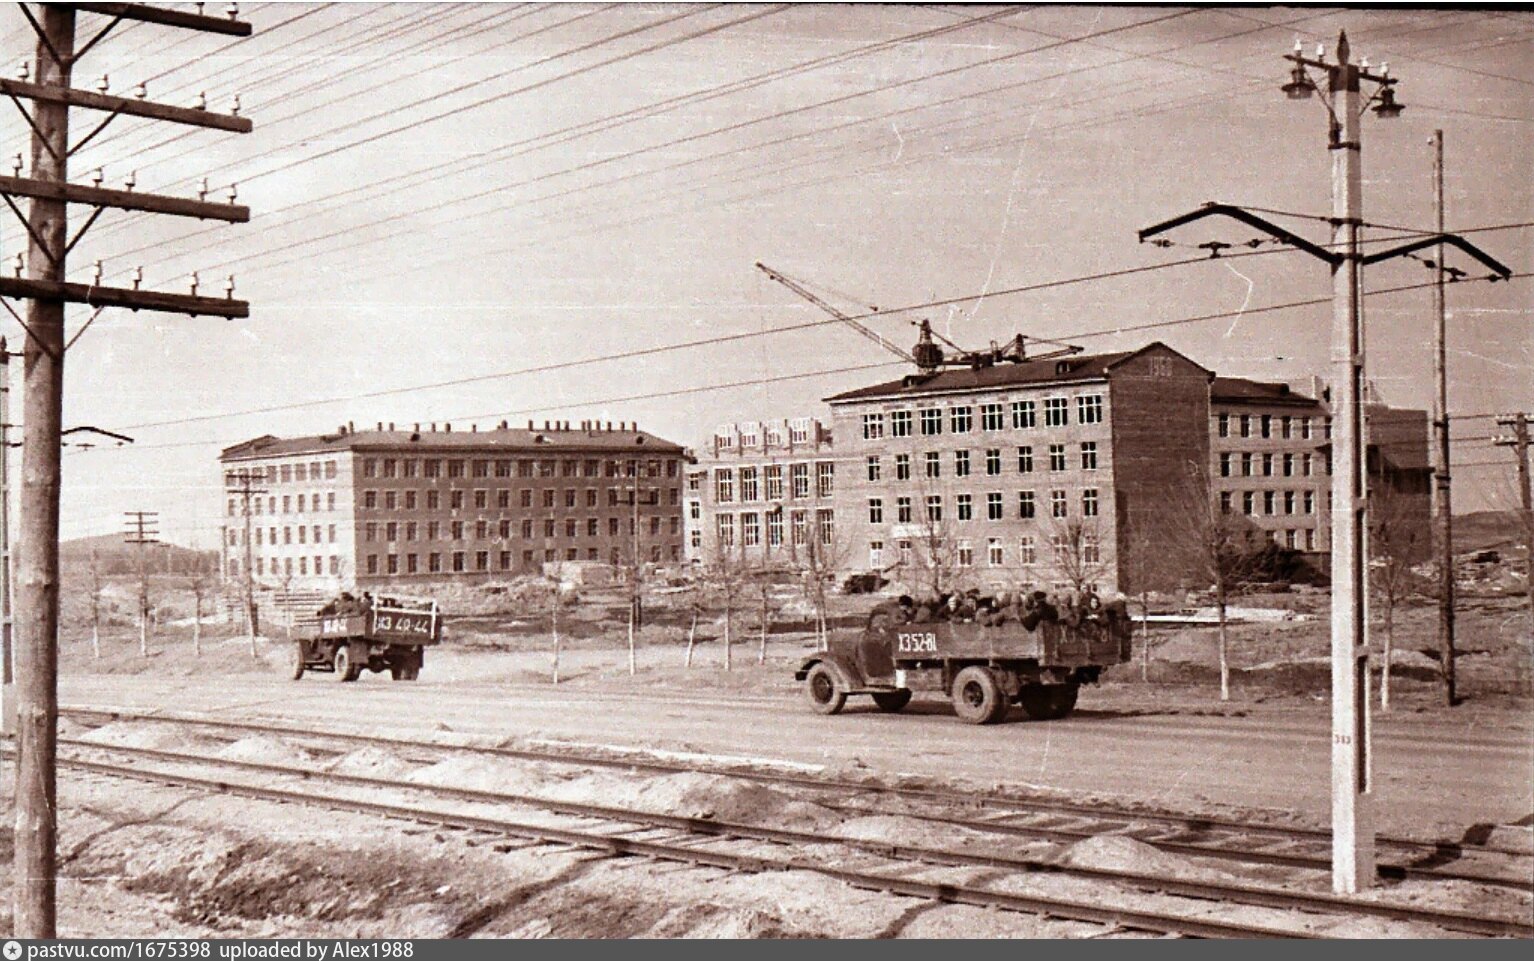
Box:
[60,669,1531,841]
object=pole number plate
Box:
[896,631,938,654]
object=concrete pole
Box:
[14,5,75,937]
[1430,130,1456,706]
[1327,31,1375,894]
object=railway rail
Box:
[63,707,1534,889]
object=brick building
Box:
[825,343,1214,596]
[684,417,836,567]
[1210,377,1330,554]
[220,420,688,591]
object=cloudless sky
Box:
[0,3,1528,546]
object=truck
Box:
[794,597,1132,724]
[290,594,443,682]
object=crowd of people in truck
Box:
[870,587,1130,631]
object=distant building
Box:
[684,417,836,567]
[219,419,688,591]
[1209,377,1330,554]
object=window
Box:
[363,523,376,543]
[362,491,376,509]
[1217,412,1230,437]
[561,518,575,538]
[895,454,911,481]
[1080,442,1098,471]
[384,522,397,542]
[1220,452,1232,477]
[386,553,399,575]
[919,407,943,435]
[1300,416,1312,439]
[869,540,884,569]
[986,492,1003,521]
[817,509,834,546]
[1012,400,1035,429]
[1083,536,1101,565]
[1019,536,1036,565]
[452,520,464,539]
[985,449,1001,476]
[1261,414,1272,438]
[739,467,759,502]
[476,520,489,539]
[790,510,807,546]
[950,406,973,433]
[1283,453,1294,477]
[1262,453,1274,477]
[1242,491,1255,515]
[361,460,375,480]
[1303,453,1313,477]
[898,539,912,565]
[866,456,881,482]
[924,451,941,479]
[868,498,883,523]
[1284,490,1296,514]
[451,490,465,510]
[862,412,885,440]
[742,513,760,547]
[925,495,942,522]
[896,496,912,523]
[1304,490,1315,514]
[427,490,441,510]
[1048,444,1066,472]
[715,469,735,503]
[325,461,338,479]
[564,488,577,509]
[689,529,701,550]
[1284,529,1297,549]
[717,514,735,547]
[1263,490,1276,515]
[1044,397,1068,427]
[1305,528,1316,550]
[987,537,1004,566]
[1240,414,1251,438]
[429,552,442,573]
[1050,489,1067,518]
[473,490,488,509]
[1018,490,1035,519]
[366,555,378,574]
[957,540,973,567]
[1017,446,1034,473]
[956,493,973,521]
[448,460,465,479]
[1077,394,1103,424]
[452,551,466,572]
[1082,488,1099,517]
[767,512,783,546]
[790,464,809,498]
[953,450,971,477]
[891,409,912,437]
[1281,416,1292,439]
[816,463,833,497]
[1220,491,1233,514]
[981,403,1004,431]
[1241,453,1253,477]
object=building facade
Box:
[220,420,688,591]
[1210,377,1330,554]
[826,344,1215,597]
[684,417,836,568]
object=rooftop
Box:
[220,421,686,462]
[1210,376,1322,408]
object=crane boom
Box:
[755,262,916,364]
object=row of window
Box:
[1215,412,1323,441]
[360,456,679,481]
[225,462,339,487]
[1219,451,1319,479]
[866,443,1098,482]
[363,516,678,542]
[359,487,678,511]
[1220,489,1319,517]
[364,545,679,575]
[869,488,1098,524]
[713,463,834,503]
[233,524,338,547]
[712,509,835,549]
[228,492,338,517]
[867,533,1100,570]
[713,422,816,449]
[860,395,1104,441]
[227,555,340,578]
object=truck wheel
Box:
[871,689,912,713]
[289,643,306,681]
[952,666,1007,724]
[1019,683,1079,720]
[332,643,361,682]
[804,663,846,715]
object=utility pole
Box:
[230,469,267,643]
[0,337,12,736]
[6,5,252,937]
[628,460,641,676]
[1494,413,1533,617]
[1429,130,1456,706]
[123,511,159,657]
[1138,30,1508,895]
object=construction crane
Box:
[754,262,1082,373]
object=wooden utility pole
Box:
[1495,413,1533,617]
[628,460,641,675]
[1429,130,1456,706]
[1,337,12,735]
[7,5,252,936]
[124,510,159,656]
[230,469,267,640]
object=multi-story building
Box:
[826,343,1215,596]
[220,419,688,591]
[1210,377,1330,554]
[684,417,836,567]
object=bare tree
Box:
[187,554,212,658]
[1048,515,1110,597]
[1117,514,1164,683]
[88,546,103,659]
[1164,463,1264,702]
[544,558,566,686]
[1370,478,1426,712]
[683,572,704,668]
[788,507,850,650]
[702,537,750,671]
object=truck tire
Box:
[390,656,420,682]
[871,689,912,713]
[804,662,846,715]
[952,666,1007,724]
[289,642,306,681]
[332,643,361,682]
[1019,683,1078,720]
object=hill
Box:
[60,533,219,578]
[1454,510,1523,555]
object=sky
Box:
[0,2,1528,547]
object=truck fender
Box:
[794,653,861,690]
